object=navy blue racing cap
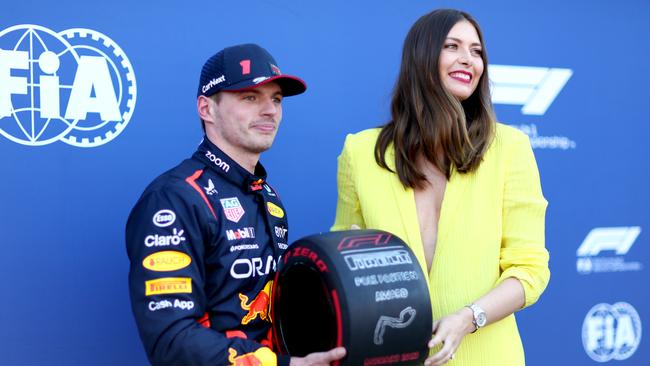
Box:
[198,43,307,98]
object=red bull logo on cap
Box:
[239,280,273,325]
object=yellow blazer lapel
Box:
[386,148,430,281]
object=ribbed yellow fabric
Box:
[331,123,550,366]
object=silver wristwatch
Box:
[466,303,487,333]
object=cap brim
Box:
[223,75,307,96]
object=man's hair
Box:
[200,93,223,132]
[374,8,495,189]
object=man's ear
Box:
[197,95,213,123]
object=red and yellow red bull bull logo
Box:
[228,347,276,366]
[239,280,273,325]
[250,178,264,191]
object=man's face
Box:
[207,82,283,156]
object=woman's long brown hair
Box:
[375,9,495,189]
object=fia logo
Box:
[490,64,572,115]
[582,302,642,362]
[0,25,136,147]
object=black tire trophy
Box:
[272,230,432,365]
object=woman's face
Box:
[438,20,484,101]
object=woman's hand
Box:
[424,307,474,365]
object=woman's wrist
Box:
[457,306,476,335]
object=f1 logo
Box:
[490,65,572,115]
[576,227,641,257]
[337,233,392,251]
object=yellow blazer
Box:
[332,123,550,365]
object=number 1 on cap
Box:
[240,60,251,75]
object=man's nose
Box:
[260,98,279,116]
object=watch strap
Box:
[465,303,486,333]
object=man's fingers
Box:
[326,347,346,360]
[310,347,346,363]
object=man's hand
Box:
[289,347,346,366]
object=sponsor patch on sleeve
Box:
[152,209,176,227]
[145,277,192,296]
[148,298,195,312]
[266,202,284,218]
[142,251,192,272]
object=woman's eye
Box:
[471,49,483,56]
[444,43,457,49]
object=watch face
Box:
[476,312,487,327]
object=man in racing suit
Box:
[126,44,345,366]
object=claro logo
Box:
[144,228,186,247]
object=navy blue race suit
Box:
[126,137,290,366]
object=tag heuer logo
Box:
[220,197,245,223]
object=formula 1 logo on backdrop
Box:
[490,64,576,150]
[490,65,572,115]
[0,25,136,147]
[576,226,643,274]
[582,302,642,362]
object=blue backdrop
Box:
[1,0,647,364]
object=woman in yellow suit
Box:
[332,9,550,366]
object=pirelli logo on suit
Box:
[145,277,192,296]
